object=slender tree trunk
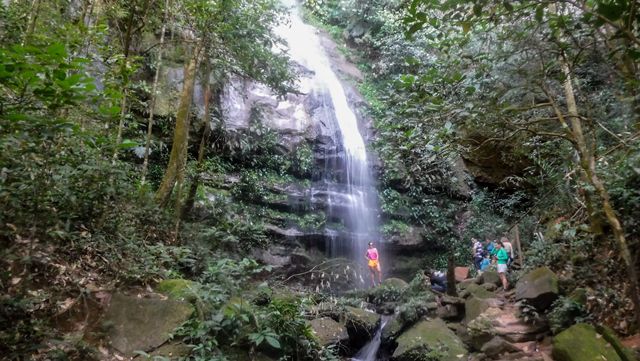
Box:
[561,60,640,329]
[112,11,140,161]
[112,87,128,162]
[22,0,41,45]
[446,255,457,297]
[155,43,202,207]
[183,76,213,216]
[141,0,170,184]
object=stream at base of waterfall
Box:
[353,315,392,361]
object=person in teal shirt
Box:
[495,241,509,291]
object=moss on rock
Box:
[156,279,199,302]
[392,318,468,361]
[515,267,558,311]
[308,317,348,346]
[552,323,622,361]
[345,306,380,348]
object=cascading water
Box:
[352,315,391,361]
[276,1,380,274]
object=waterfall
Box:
[353,316,391,361]
[277,1,380,273]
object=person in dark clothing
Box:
[427,270,447,293]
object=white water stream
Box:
[352,316,391,361]
[276,0,379,266]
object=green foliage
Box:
[381,219,411,238]
[177,262,322,361]
[0,43,96,113]
[548,296,591,334]
[291,142,314,178]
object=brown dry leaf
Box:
[11,277,21,285]
[57,297,76,314]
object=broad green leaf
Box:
[119,139,138,149]
[265,336,281,349]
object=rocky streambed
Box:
[54,268,638,361]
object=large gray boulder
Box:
[515,267,559,311]
[104,293,194,356]
[309,317,348,346]
[392,319,468,361]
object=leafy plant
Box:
[548,296,591,334]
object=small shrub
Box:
[547,296,591,334]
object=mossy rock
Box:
[595,325,637,361]
[149,342,192,360]
[569,288,587,306]
[307,302,345,321]
[465,296,492,324]
[104,293,194,356]
[382,317,404,345]
[460,283,495,299]
[515,266,558,311]
[156,279,199,302]
[344,306,380,348]
[392,318,468,361]
[480,271,501,287]
[382,278,410,290]
[308,317,348,346]
[552,323,622,361]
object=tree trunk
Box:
[183,77,212,216]
[561,59,640,329]
[112,87,128,162]
[141,0,170,184]
[155,43,202,207]
[22,0,41,45]
[446,254,457,297]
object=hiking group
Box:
[472,237,515,291]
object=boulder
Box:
[392,318,468,361]
[515,267,558,311]
[467,307,547,350]
[103,293,194,356]
[481,271,501,287]
[344,306,380,348]
[455,267,470,282]
[382,277,410,290]
[149,343,191,360]
[382,317,404,345]
[552,323,622,361]
[156,279,199,302]
[464,296,498,324]
[309,317,348,346]
[307,302,344,321]
[481,336,520,358]
[481,283,498,292]
[460,283,496,299]
[437,304,460,320]
[459,278,481,290]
